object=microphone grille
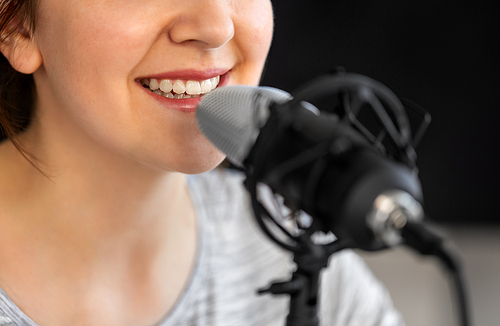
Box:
[196,85,291,166]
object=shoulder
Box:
[175,169,292,325]
[0,294,19,326]
[0,315,14,326]
[0,317,14,326]
[320,250,405,325]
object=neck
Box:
[0,135,198,326]
[0,109,196,265]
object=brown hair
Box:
[0,0,37,148]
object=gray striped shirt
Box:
[0,169,404,326]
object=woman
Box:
[0,0,404,325]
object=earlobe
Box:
[0,30,42,75]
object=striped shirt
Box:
[0,169,404,325]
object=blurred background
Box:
[261,1,499,325]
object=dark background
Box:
[261,0,500,224]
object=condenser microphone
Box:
[196,77,472,326]
[196,80,424,251]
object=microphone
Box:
[196,75,473,326]
[196,74,424,251]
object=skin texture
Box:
[0,0,274,325]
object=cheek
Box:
[233,0,274,84]
[34,2,155,135]
[249,0,274,48]
[37,5,151,86]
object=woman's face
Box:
[31,0,274,174]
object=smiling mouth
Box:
[140,76,221,99]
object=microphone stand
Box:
[285,250,326,326]
[244,155,353,326]
[241,109,353,325]
[258,235,349,326]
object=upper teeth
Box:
[141,76,220,98]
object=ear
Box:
[0,26,42,74]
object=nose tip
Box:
[168,3,235,49]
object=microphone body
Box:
[196,79,471,326]
[196,84,424,251]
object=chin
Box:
[145,147,226,175]
[123,129,226,175]
[177,137,227,174]
[175,156,226,175]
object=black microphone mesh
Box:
[196,85,291,165]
